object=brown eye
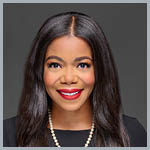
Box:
[48,63,61,69]
[77,63,90,69]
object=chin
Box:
[57,102,85,112]
[51,93,91,112]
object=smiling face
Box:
[43,36,95,112]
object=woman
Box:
[4,11,146,147]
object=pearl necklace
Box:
[48,109,95,147]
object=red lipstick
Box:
[57,89,83,100]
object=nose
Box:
[60,66,78,85]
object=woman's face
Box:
[43,36,95,112]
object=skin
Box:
[43,35,95,130]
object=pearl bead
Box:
[56,143,59,146]
[51,130,54,134]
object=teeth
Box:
[60,91,80,96]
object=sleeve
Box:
[3,119,9,146]
[123,115,147,147]
[3,117,17,147]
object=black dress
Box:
[3,115,147,147]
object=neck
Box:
[48,100,92,130]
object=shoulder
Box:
[3,116,17,147]
[4,116,17,132]
[4,116,17,126]
[122,114,147,147]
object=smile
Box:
[60,91,80,96]
[57,89,83,100]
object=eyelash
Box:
[48,63,61,68]
[77,63,90,68]
[47,62,91,69]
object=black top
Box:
[3,115,147,147]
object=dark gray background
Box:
[3,3,147,130]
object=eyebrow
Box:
[45,56,64,62]
[74,56,93,62]
[45,55,93,62]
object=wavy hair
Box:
[17,11,130,146]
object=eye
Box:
[77,63,90,69]
[48,63,61,69]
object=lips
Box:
[57,89,83,100]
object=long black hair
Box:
[17,11,130,146]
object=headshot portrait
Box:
[3,3,147,147]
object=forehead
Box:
[45,36,92,58]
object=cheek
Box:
[80,71,95,86]
[43,71,57,87]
